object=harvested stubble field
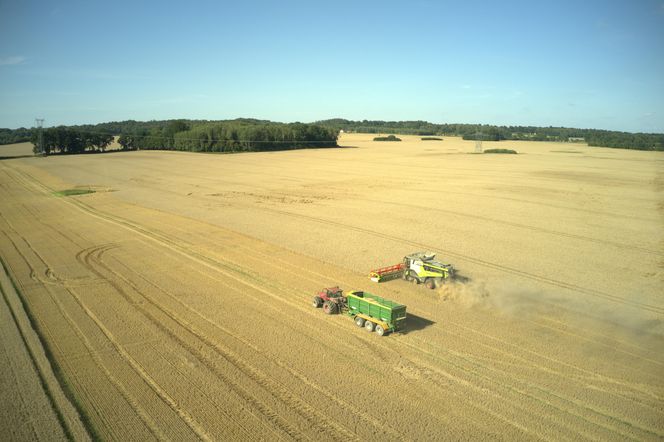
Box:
[0,133,663,440]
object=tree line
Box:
[4,118,662,152]
[26,119,338,156]
[117,120,338,152]
[30,127,114,155]
[0,127,32,145]
[316,119,664,151]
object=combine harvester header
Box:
[369,263,405,282]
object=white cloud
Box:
[0,56,26,66]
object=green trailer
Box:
[345,290,406,336]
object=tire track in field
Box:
[410,327,664,437]
[106,253,410,440]
[426,188,658,223]
[77,246,276,441]
[274,242,664,414]
[207,153,660,223]
[9,161,660,438]
[43,186,648,440]
[352,196,663,257]
[533,316,664,367]
[88,245,384,440]
[72,196,648,439]
[121,238,568,440]
[234,238,663,363]
[223,203,664,316]
[88,179,664,317]
[219,228,664,380]
[19,155,657,263]
[0,168,202,440]
[7,169,624,438]
[394,338,652,442]
[112,254,510,440]
[424,308,664,407]
[111,155,661,260]
[223,242,664,439]
[81,160,657,317]
[75,206,505,439]
[67,154,664,260]
[0,172,256,441]
[71,245,214,441]
[189,258,584,441]
[80,244,335,442]
[0,205,63,286]
[93,241,361,441]
[0,280,47,441]
[229,238,664,384]
[244,258,660,440]
[0,232,165,440]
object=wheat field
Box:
[1,133,662,440]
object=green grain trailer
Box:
[345,290,406,336]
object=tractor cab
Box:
[320,286,343,299]
[312,286,347,314]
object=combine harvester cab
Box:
[346,290,406,336]
[369,252,455,289]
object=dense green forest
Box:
[121,120,338,152]
[0,127,32,145]
[3,118,663,153]
[316,119,664,151]
[27,119,339,155]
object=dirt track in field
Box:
[0,134,662,440]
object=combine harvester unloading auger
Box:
[369,252,455,289]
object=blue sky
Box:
[1,0,663,132]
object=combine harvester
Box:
[312,287,406,336]
[369,252,455,289]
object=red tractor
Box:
[312,286,346,314]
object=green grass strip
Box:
[53,189,95,197]
[484,148,517,154]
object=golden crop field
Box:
[1,133,662,440]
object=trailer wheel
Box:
[375,325,385,336]
[355,316,365,327]
[364,320,375,332]
[312,296,323,308]
[425,278,436,290]
[323,301,337,314]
